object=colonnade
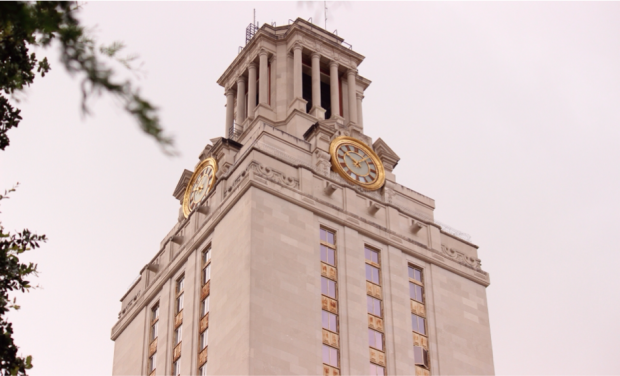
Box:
[224,45,363,138]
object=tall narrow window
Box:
[365,264,380,284]
[409,264,430,372]
[365,246,386,374]
[173,275,184,373]
[176,276,184,313]
[367,296,382,317]
[172,358,181,376]
[150,305,159,341]
[322,344,339,367]
[409,282,424,303]
[176,293,184,313]
[411,313,426,335]
[203,246,211,265]
[319,227,340,373]
[320,244,335,266]
[201,296,210,317]
[176,277,184,294]
[321,277,336,299]
[368,328,384,351]
[198,245,211,375]
[408,265,422,282]
[202,264,211,285]
[369,363,385,376]
[365,247,379,264]
[175,325,182,345]
[200,329,208,350]
[148,353,156,374]
[322,310,338,332]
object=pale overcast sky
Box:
[1,2,619,375]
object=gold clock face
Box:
[329,136,385,191]
[183,157,218,218]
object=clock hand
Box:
[344,150,362,168]
[357,156,370,165]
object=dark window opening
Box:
[302,72,312,113]
[321,80,332,119]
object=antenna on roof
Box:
[253,9,256,26]
[324,1,328,29]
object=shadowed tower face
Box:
[111,18,495,376]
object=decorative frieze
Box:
[200,313,209,333]
[366,281,382,299]
[369,348,386,367]
[368,314,384,332]
[322,329,339,348]
[321,263,338,281]
[441,245,482,271]
[321,296,338,314]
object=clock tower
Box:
[111,18,495,376]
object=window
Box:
[408,265,422,283]
[322,344,338,367]
[322,310,338,332]
[176,276,184,294]
[148,353,156,373]
[320,228,335,245]
[172,359,181,376]
[199,364,207,376]
[202,247,211,265]
[369,363,385,376]
[365,264,380,284]
[200,329,208,350]
[321,277,336,299]
[414,346,430,368]
[320,245,335,266]
[151,321,158,341]
[201,296,210,317]
[367,296,382,317]
[202,264,211,284]
[150,305,159,341]
[176,293,184,313]
[411,313,426,335]
[409,282,424,303]
[365,247,379,264]
[175,325,182,345]
[368,328,384,351]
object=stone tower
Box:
[111,18,495,376]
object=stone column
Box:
[269,55,276,106]
[236,76,246,124]
[311,52,322,111]
[225,88,235,137]
[247,62,257,119]
[356,93,364,128]
[259,49,269,105]
[329,61,340,119]
[293,44,303,99]
[347,69,358,125]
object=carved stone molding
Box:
[313,149,331,177]
[225,161,300,199]
[440,245,482,271]
[250,162,299,189]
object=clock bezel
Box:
[329,136,385,191]
[182,157,218,218]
